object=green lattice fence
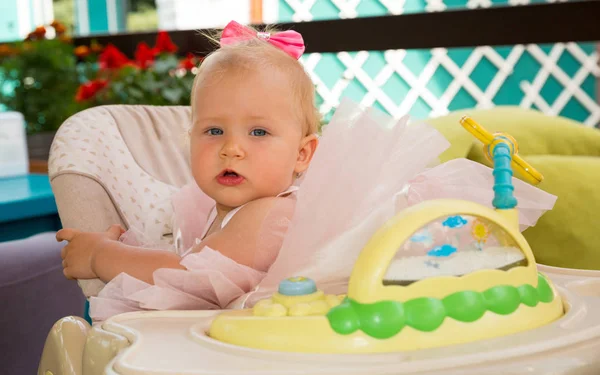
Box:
[277,0,600,127]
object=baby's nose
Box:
[220,140,245,158]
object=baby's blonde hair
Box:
[190,24,320,137]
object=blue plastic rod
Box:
[492,142,518,209]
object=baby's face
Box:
[189,66,306,209]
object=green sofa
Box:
[427,106,600,271]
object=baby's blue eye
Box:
[206,128,223,136]
[251,129,268,137]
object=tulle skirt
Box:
[89,248,265,322]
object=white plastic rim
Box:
[96,269,600,375]
[537,263,600,278]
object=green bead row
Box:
[327,273,554,339]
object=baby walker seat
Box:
[39,108,600,375]
[47,105,194,296]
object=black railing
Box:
[72,1,600,57]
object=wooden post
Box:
[250,0,263,25]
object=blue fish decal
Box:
[427,244,457,257]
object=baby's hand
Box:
[56,224,125,280]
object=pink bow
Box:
[220,20,305,60]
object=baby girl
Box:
[57,21,319,320]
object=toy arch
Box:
[347,199,538,304]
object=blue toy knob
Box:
[278,277,317,296]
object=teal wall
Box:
[0,0,19,110]
[0,0,128,39]
[76,0,127,36]
[0,0,23,43]
[279,0,599,127]
[88,0,110,33]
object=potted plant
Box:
[0,22,82,161]
[74,31,201,107]
[0,25,202,165]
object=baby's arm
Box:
[57,225,186,285]
[93,241,185,284]
[58,196,294,284]
[192,196,296,271]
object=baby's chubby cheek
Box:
[258,160,296,184]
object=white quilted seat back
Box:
[48,105,193,296]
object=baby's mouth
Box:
[220,169,240,178]
[217,169,245,186]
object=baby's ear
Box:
[295,134,318,175]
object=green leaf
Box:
[128,87,144,99]
[153,57,176,74]
[161,87,183,104]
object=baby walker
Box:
[40,117,600,375]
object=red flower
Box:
[153,31,178,54]
[33,26,47,37]
[98,44,131,69]
[25,26,47,41]
[51,20,67,35]
[74,45,91,58]
[75,79,108,102]
[135,41,157,69]
[179,53,199,70]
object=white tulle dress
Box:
[89,100,557,322]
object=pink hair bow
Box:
[220,20,305,60]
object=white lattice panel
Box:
[278,0,600,127]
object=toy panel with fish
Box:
[383,214,527,285]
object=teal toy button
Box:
[278,277,317,296]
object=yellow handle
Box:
[459,116,543,185]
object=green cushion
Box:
[425,107,600,270]
[521,155,600,270]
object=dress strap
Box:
[221,186,299,229]
[221,205,245,229]
[280,185,299,197]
